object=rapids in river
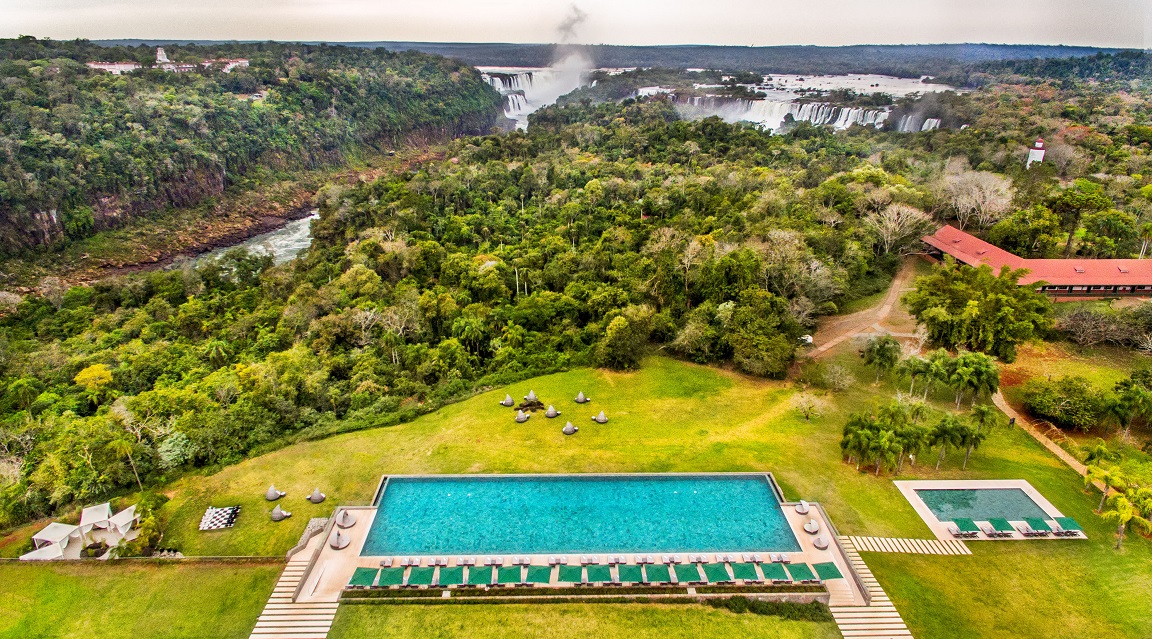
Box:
[198,211,319,265]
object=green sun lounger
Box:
[989,518,1015,533]
[785,563,819,583]
[812,562,843,580]
[617,564,645,584]
[586,564,613,584]
[702,562,732,583]
[673,563,702,584]
[1025,517,1052,532]
[347,567,378,588]
[467,565,493,586]
[497,566,523,585]
[525,565,553,585]
[558,565,585,584]
[406,566,436,587]
[1055,517,1083,534]
[377,567,405,587]
[730,562,761,582]
[761,562,790,583]
[953,518,982,533]
[644,563,671,585]
[438,566,465,587]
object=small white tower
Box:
[155,47,169,64]
[1026,138,1046,169]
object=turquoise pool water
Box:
[916,488,1049,522]
[362,474,801,555]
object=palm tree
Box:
[896,357,928,395]
[1086,465,1127,512]
[958,422,988,470]
[107,438,143,491]
[869,429,901,476]
[1109,385,1150,441]
[923,350,952,401]
[1139,221,1152,259]
[931,415,965,470]
[862,336,902,384]
[895,423,931,473]
[1100,494,1152,550]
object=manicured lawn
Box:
[327,604,841,639]
[0,561,280,639]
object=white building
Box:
[85,61,142,75]
[1026,138,1046,168]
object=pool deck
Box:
[288,499,868,607]
[895,479,1086,542]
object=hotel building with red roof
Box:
[922,225,1152,297]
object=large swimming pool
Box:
[362,474,802,556]
[916,488,1049,522]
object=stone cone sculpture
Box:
[515,410,530,423]
[271,505,291,521]
[265,485,285,501]
[307,488,326,504]
[562,422,578,435]
[545,405,559,418]
[525,390,538,402]
[592,411,608,424]
[575,392,590,404]
[500,394,515,407]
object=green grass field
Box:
[0,561,280,639]
[7,353,1152,638]
[327,604,841,639]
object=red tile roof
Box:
[922,225,1152,287]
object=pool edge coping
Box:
[894,479,1073,542]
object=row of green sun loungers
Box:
[948,516,1083,539]
[347,560,844,589]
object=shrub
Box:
[1021,376,1108,432]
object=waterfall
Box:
[480,56,590,130]
[894,115,942,133]
[675,97,889,133]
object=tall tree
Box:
[862,335,902,383]
[1049,178,1113,258]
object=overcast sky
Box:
[3,0,1150,48]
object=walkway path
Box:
[831,536,914,638]
[809,259,918,359]
[250,538,337,639]
[990,391,1103,491]
[848,536,970,556]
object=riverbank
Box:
[0,149,444,289]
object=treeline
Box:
[940,50,1152,88]
[0,37,504,252]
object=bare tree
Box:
[380,291,423,364]
[791,392,826,421]
[349,307,383,346]
[942,169,1014,229]
[862,204,935,255]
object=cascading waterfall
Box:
[894,115,942,133]
[676,97,890,132]
[480,57,590,130]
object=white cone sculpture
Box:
[525,390,538,402]
[545,405,559,418]
[562,422,578,435]
[265,485,285,501]
[271,505,291,521]
[336,510,358,529]
[575,392,590,403]
[307,488,326,504]
[515,410,530,423]
[500,394,515,407]
[330,530,350,550]
[592,411,608,424]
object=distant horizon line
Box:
[13,37,1134,51]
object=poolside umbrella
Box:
[330,530,351,550]
[575,392,590,404]
[500,394,515,407]
[336,510,358,529]
[307,488,326,504]
[270,505,292,522]
[795,500,810,515]
[592,411,608,424]
[515,410,530,423]
[562,422,578,435]
[525,390,538,402]
[265,485,285,501]
[545,405,559,418]
[803,519,820,534]
[813,536,830,550]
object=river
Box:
[197,211,319,266]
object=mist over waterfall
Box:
[674,96,890,132]
[481,54,591,129]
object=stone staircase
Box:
[830,536,913,638]
[249,552,337,639]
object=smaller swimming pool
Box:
[915,488,1049,522]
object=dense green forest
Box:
[0,37,505,252]
[1,46,1152,539]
